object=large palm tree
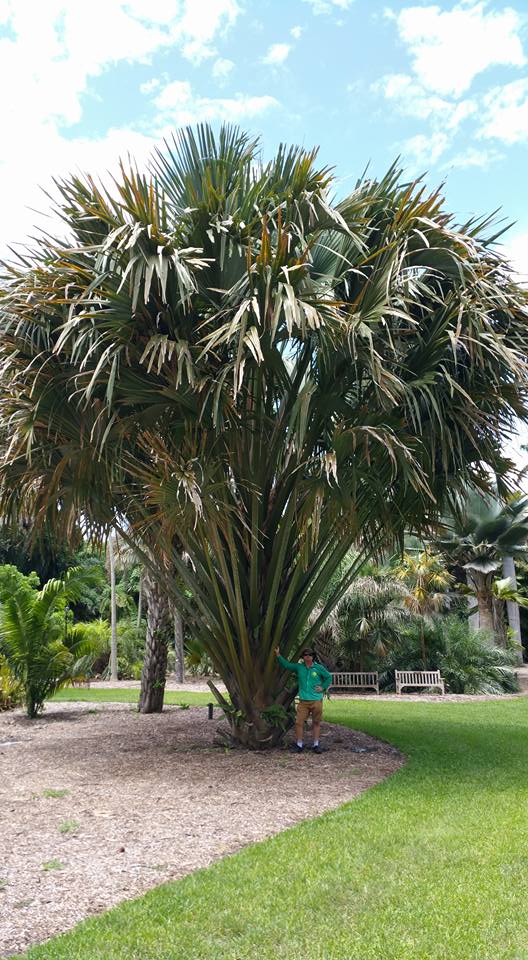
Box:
[1,125,528,746]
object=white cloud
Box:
[140,77,161,95]
[503,231,528,283]
[0,0,242,255]
[479,79,528,145]
[290,25,303,39]
[444,146,504,170]
[177,0,239,47]
[182,39,216,64]
[0,1,241,129]
[262,43,291,66]
[395,1,525,98]
[153,79,278,125]
[302,0,353,13]
[400,131,450,168]
[155,80,193,111]
[212,57,235,79]
[374,73,475,129]
[374,1,526,169]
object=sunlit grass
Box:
[51,687,211,707]
[22,698,528,960]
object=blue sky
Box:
[1,0,527,462]
[1,0,528,272]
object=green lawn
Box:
[21,696,528,960]
[52,687,211,707]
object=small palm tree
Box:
[0,568,97,717]
[393,551,453,665]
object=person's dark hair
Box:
[301,648,314,657]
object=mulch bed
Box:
[0,702,403,957]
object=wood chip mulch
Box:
[0,703,404,957]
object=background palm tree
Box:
[1,125,528,745]
[437,493,528,656]
[105,532,179,710]
[393,551,453,665]
[331,576,412,671]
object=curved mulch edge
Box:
[0,703,404,957]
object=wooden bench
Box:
[395,670,445,695]
[331,672,379,694]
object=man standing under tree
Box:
[275,647,332,753]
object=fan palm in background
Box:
[437,493,528,655]
[393,550,453,665]
[1,124,528,745]
[334,576,411,671]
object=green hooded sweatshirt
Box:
[277,654,332,701]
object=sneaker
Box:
[312,745,323,754]
[293,744,304,753]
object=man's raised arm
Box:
[275,647,298,671]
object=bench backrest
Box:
[396,670,441,684]
[331,672,378,686]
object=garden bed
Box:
[0,702,403,957]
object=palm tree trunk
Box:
[503,555,523,663]
[466,571,480,631]
[211,666,295,749]
[492,595,507,648]
[139,571,172,713]
[108,535,118,682]
[472,571,495,639]
[137,571,143,629]
[173,607,184,683]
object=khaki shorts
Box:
[296,699,323,724]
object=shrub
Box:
[0,566,99,716]
[185,637,214,676]
[86,617,146,679]
[378,615,518,695]
[437,622,518,694]
[0,655,23,711]
[73,619,111,672]
[113,619,145,679]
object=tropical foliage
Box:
[1,125,528,744]
[312,575,412,671]
[379,615,518,695]
[0,655,23,710]
[393,550,453,664]
[437,493,528,647]
[0,566,98,717]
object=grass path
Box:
[52,687,211,706]
[21,697,528,960]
